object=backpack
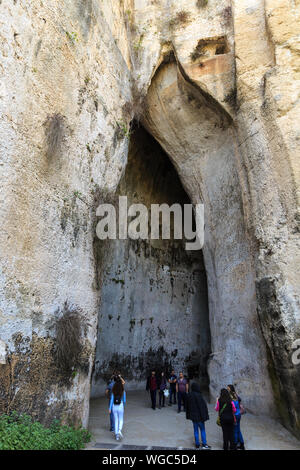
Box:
[216,403,226,426]
[114,395,122,405]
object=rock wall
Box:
[0,0,133,427]
[0,0,299,437]
[142,58,274,414]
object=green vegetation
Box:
[0,412,91,450]
[74,190,83,199]
[116,120,131,139]
[66,31,79,44]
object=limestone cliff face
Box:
[0,0,299,436]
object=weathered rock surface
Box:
[0,0,299,437]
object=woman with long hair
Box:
[158,371,167,409]
[215,388,236,450]
[227,384,245,450]
[109,375,126,441]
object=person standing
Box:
[176,371,189,413]
[158,371,167,409]
[227,384,245,450]
[146,370,158,410]
[105,372,116,433]
[186,382,211,449]
[168,370,177,406]
[216,388,237,450]
[109,376,126,441]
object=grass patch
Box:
[66,31,79,44]
[116,120,132,139]
[0,412,91,450]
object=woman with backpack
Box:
[186,382,211,449]
[109,376,126,441]
[227,384,245,450]
[215,388,237,450]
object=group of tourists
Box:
[146,370,188,412]
[105,369,245,450]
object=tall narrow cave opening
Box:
[91,124,211,396]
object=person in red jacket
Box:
[146,370,158,410]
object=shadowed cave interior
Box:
[91,124,211,396]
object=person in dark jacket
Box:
[186,383,211,449]
[215,388,237,450]
[168,370,177,405]
[157,371,167,409]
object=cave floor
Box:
[86,391,300,450]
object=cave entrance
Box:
[91,123,211,397]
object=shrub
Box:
[55,303,83,372]
[0,412,91,450]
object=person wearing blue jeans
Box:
[109,377,126,441]
[234,414,244,448]
[186,382,211,449]
[193,421,207,447]
[228,384,245,450]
